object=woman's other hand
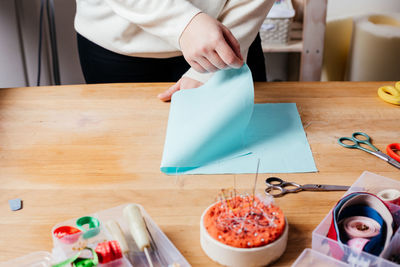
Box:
[158,77,203,102]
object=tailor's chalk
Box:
[8,198,22,211]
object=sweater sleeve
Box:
[183,0,274,83]
[103,0,201,49]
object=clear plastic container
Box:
[1,204,190,267]
[295,171,400,267]
[292,249,348,267]
[0,251,53,267]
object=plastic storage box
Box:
[0,204,190,267]
[294,171,400,267]
[260,0,295,44]
[292,249,348,267]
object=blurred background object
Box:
[264,0,400,82]
[262,0,328,82]
[322,0,400,81]
[0,0,83,88]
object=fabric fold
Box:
[161,64,254,174]
[160,64,317,175]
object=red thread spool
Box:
[110,240,123,259]
[95,240,123,264]
[53,226,82,244]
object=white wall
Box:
[327,0,400,21]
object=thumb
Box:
[158,80,181,102]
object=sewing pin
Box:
[234,175,237,207]
[252,159,261,208]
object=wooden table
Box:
[1,81,399,266]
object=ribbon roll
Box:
[377,82,400,106]
[347,238,370,253]
[52,247,98,267]
[95,240,123,264]
[53,226,82,244]
[339,205,386,256]
[76,216,100,239]
[377,189,400,206]
[327,192,393,258]
[341,216,381,239]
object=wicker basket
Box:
[260,0,295,45]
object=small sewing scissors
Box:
[378,81,400,105]
[338,132,400,170]
[264,177,350,197]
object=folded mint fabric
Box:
[160,64,317,174]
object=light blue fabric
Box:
[160,64,317,174]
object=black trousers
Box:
[77,33,266,84]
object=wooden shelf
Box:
[262,22,303,53]
[260,0,327,82]
[262,40,303,53]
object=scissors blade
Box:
[388,157,400,170]
[302,184,350,191]
[372,151,400,170]
[371,151,391,161]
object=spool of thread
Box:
[95,240,123,264]
[327,192,394,258]
[76,216,100,239]
[342,216,381,239]
[377,189,400,206]
[53,226,82,244]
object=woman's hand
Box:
[158,77,203,102]
[179,13,243,73]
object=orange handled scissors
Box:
[387,143,400,163]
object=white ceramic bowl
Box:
[200,203,288,267]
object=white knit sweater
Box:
[75,0,274,83]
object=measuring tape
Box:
[378,82,400,105]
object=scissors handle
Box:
[265,177,285,186]
[338,132,379,153]
[387,143,400,163]
[338,137,359,149]
[265,177,302,197]
[265,177,301,189]
[264,184,302,197]
[265,186,286,198]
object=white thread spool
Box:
[377,189,400,205]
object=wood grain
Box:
[1,81,400,266]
